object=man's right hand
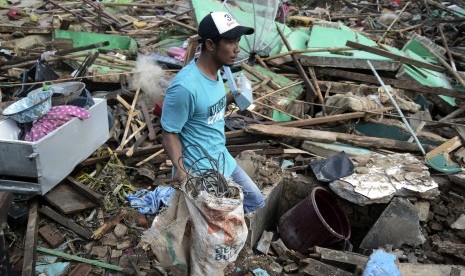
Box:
[162,130,187,188]
[172,169,187,187]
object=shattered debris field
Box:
[2,0,465,275]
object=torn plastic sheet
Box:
[309,151,355,182]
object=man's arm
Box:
[162,130,187,183]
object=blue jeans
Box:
[230,165,265,213]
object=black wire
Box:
[177,144,232,198]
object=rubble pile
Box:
[1,0,465,275]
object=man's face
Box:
[211,37,241,66]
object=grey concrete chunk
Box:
[414,201,430,222]
[113,223,128,238]
[255,230,273,255]
[360,197,426,250]
[451,214,465,230]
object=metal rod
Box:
[37,246,126,272]
[367,60,426,155]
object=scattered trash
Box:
[309,151,355,182]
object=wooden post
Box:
[22,200,39,276]
[275,24,325,108]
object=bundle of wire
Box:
[179,144,233,199]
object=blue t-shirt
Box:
[161,60,237,177]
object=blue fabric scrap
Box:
[126,186,175,215]
[363,250,401,276]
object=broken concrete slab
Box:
[330,153,439,206]
[255,230,273,255]
[90,246,109,259]
[313,246,368,268]
[299,257,354,276]
[397,263,465,276]
[236,150,282,190]
[451,214,465,230]
[236,151,284,246]
[360,197,426,250]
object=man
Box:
[161,12,264,213]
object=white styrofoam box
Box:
[0,98,109,194]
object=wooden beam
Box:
[225,107,394,139]
[22,200,38,276]
[318,68,465,99]
[157,16,196,32]
[425,136,461,160]
[275,24,324,105]
[138,101,156,141]
[420,40,465,89]
[241,63,282,90]
[0,192,13,226]
[439,105,465,122]
[79,144,164,167]
[92,209,128,240]
[346,40,445,72]
[39,206,92,240]
[246,124,427,152]
[66,177,103,203]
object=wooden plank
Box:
[299,55,399,71]
[66,177,102,203]
[0,192,13,226]
[275,24,322,104]
[79,144,164,167]
[300,258,354,276]
[0,24,52,34]
[138,101,156,141]
[440,105,465,122]
[44,182,97,214]
[92,209,128,240]
[425,136,461,160]
[345,40,445,72]
[68,263,92,276]
[39,206,92,240]
[318,68,465,99]
[225,107,394,139]
[38,224,66,248]
[246,124,425,152]
[22,200,38,276]
[0,229,10,276]
[118,88,141,150]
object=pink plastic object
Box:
[7,9,20,20]
[167,47,187,61]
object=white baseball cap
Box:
[198,12,254,40]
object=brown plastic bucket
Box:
[278,187,351,252]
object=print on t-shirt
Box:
[207,96,226,125]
